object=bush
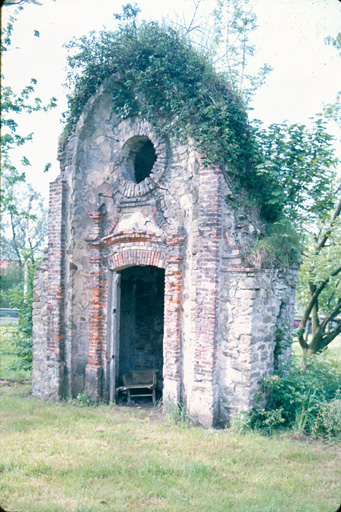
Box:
[2,262,36,373]
[240,354,341,438]
[76,392,91,407]
[311,393,341,439]
[244,219,301,268]
[0,262,23,308]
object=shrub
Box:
[76,392,91,407]
[311,392,341,439]
[244,218,301,268]
[241,354,341,437]
[3,262,36,373]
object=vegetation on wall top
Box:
[62,6,338,270]
[62,12,284,222]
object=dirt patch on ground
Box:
[115,400,165,422]
[0,378,31,387]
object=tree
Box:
[212,0,272,105]
[171,0,272,106]
[0,261,22,308]
[1,7,56,370]
[253,117,338,228]
[295,199,341,355]
[1,10,54,267]
[291,32,341,355]
[253,118,340,354]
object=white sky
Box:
[2,0,341,201]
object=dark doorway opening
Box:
[118,266,165,398]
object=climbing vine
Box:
[62,19,284,221]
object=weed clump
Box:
[235,353,341,439]
[76,392,91,407]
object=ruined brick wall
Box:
[33,84,297,426]
[32,178,67,400]
[217,267,297,424]
[32,251,48,397]
[215,175,297,424]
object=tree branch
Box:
[183,0,203,36]
[298,265,341,333]
[322,322,341,348]
[320,299,341,333]
[316,197,341,253]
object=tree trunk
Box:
[307,331,324,355]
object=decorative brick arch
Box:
[85,237,185,404]
[106,248,167,270]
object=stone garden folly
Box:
[32,40,296,427]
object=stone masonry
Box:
[33,85,297,427]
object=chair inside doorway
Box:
[117,369,159,405]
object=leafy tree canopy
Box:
[1,6,55,371]
[253,118,338,230]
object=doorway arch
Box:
[115,266,165,400]
[86,240,184,405]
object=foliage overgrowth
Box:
[63,9,339,230]
[2,262,37,372]
[244,218,301,268]
[63,16,286,222]
[237,353,341,438]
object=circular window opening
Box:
[122,136,157,184]
[135,140,157,183]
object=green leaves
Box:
[243,354,341,437]
[253,118,339,227]
[245,218,301,268]
[4,261,36,372]
[63,20,272,210]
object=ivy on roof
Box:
[62,20,283,221]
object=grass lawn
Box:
[292,335,341,363]
[1,327,340,512]
[0,383,340,512]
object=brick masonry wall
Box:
[32,250,48,398]
[33,179,67,399]
[33,85,297,426]
[217,267,297,424]
[187,165,222,426]
[216,175,297,424]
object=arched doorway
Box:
[110,265,165,402]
